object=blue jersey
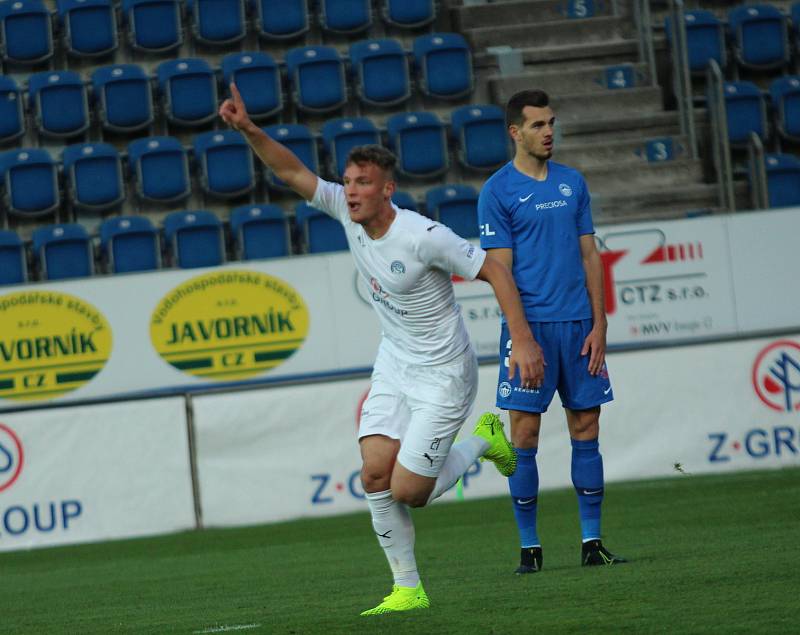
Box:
[478,161,594,322]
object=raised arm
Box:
[219,82,318,201]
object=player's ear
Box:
[508,124,521,142]
[384,178,396,201]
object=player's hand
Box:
[219,82,251,132]
[581,321,607,375]
[508,337,545,390]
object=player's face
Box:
[342,162,395,225]
[511,105,556,161]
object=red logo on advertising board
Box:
[752,340,800,412]
[0,423,24,493]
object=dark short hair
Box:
[346,145,397,175]
[506,89,550,128]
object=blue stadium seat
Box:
[163,210,225,268]
[230,204,291,259]
[451,104,510,171]
[0,76,25,145]
[727,4,789,70]
[0,148,59,218]
[57,0,117,58]
[157,58,218,128]
[188,0,246,46]
[0,230,26,285]
[222,52,282,121]
[28,70,90,139]
[0,0,53,65]
[62,142,125,213]
[425,184,479,239]
[92,64,154,135]
[319,0,371,34]
[383,0,435,29]
[413,33,474,100]
[386,111,449,178]
[127,136,190,204]
[262,123,318,190]
[391,191,418,212]
[349,38,411,107]
[295,202,347,253]
[99,215,160,273]
[31,223,93,280]
[665,10,726,74]
[193,130,255,199]
[122,0,182,54]
[770,76,800,143]
[285,45,347,113]
[321,117,381,177]
[793,2,800,47]
[254,0,309,40]
[763,153,800,208]
[721,81,768,146]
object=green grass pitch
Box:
[1,467,797,634]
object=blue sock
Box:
[508,447,540,548]
[571,438,604,542]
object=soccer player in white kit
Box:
[220,84,540,615]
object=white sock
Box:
[427,436,488,503]
[365,489,420,588]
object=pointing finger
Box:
[230,82,243,105]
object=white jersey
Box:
[311,178,486,366]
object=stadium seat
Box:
[187,0,246,47]
[127,136,191,204]
[193,130,255,199]
[451,104,510,171]
[0,76,25,145]
[254,0,309,40]
[99,215,160,273]
[721,81,767,146]
[28,70,90,139]
[391,191,418,212]
[763,153,800,208]
[386,111,449,178]
[319,0,371,34]
[122,0,183,54]
[62,142,125,213]
[92,64,154,135]
[413,33,474,100]
[285,45,347,113]
[57,0,118,58]
[295,202,347,253]
[770,76,800,143]
[321,117,381,178]
[727,4,789,70]
[0,230,26,285]
[221,52,282,121]
[157,58,218,128]
[0,0,53,65]
[262,123,318,190]
[793,2,800,48]
[31,223,93,280]
[425,184,479,239]
[383,0,435,29]
[0,148,59,218]
[163,210,225,269]
[664,10,726,74]
[230,204,291,259]
[349,38,411,108]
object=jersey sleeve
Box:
[417,224,486,280]
[477,181,513,249]
[575,174,595,236]
[309,177,348,223]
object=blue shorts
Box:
[494,319,613,413]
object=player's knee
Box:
[512,426,539,448]
[361,466,391,493]
[393,489,429,508]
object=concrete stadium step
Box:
[559,109,709,145]
[581,158,705,193]
[546,87,664,122]
[474,38,642,72]
[451,0,615,31]
[553,135,692,170]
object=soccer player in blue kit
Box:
[478,89,626,573]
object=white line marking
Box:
[193,624,261,634]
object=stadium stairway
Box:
[452,0,749,222]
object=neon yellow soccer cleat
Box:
[472,412,517,477]
[360,582,430,616]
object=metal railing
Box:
[633,0,658,88]
[706,59,736,211]
[667,0,698,159]
[747,131,769,210]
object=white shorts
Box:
[358,345,478,478]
